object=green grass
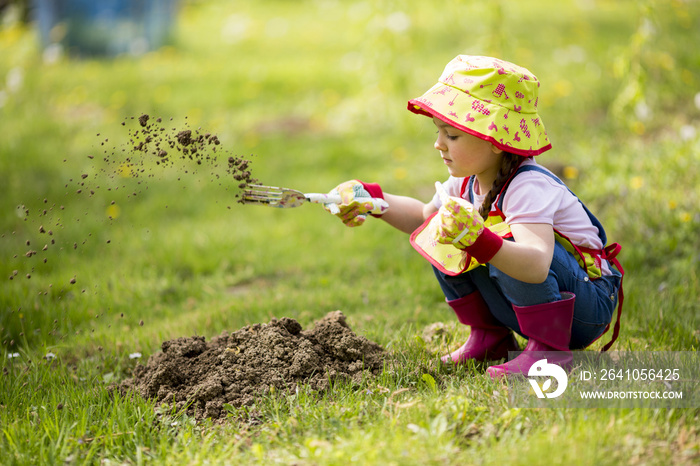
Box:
[1,0,699,464]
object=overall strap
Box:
[600,243,624,352]
[460,176,474,203]
[494,164,624,353]
[461,157,527,209]
[495,165,608,245]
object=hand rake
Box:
[241,184,344,213]
[241,184,387,216]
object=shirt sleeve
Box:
[501,172,566,225]
[432,176,465,209]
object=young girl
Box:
[325,55,623,378]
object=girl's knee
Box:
[487,266,561,306]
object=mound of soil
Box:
[117,311,385,420]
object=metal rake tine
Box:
[244,184,285,193]
[244,185,285,195]
[241,196,276,204]
[240,184,310,208]
[242,191,283,200]
[241,197,279,206]
[241,192,282,202]
[242,186,282,198]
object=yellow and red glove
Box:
[433,182,503,264]
[325,180,389,227]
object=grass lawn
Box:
[1,0,698,464]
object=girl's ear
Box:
[490,144,504,155]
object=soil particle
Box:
[126,114,258,190]
[6,114,258,285]
[116,311,384,421]
[175,130,193,146]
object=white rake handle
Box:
[306,193,342,214]
[305,193,388,218]
[305,193,342,204]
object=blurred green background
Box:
[1,0,698,355]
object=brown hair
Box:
[478,153,526,219]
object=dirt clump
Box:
[125,114,257,189]
[117,311,385,421]
[6,114,258,285]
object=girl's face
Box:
[433,117,503,181]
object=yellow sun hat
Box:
[408,55,552,156]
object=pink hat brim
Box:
[407,84,552,157]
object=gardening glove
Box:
[325,180,389,227]
[433,181,504,264]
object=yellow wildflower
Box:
[563,166,579,180]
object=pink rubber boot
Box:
[487,292,575,378]
[442,292,519,364]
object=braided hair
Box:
[457,152,525,269]
[477,153,526,219]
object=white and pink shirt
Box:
[432,158,612,275]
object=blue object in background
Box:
[33,0,179,57]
